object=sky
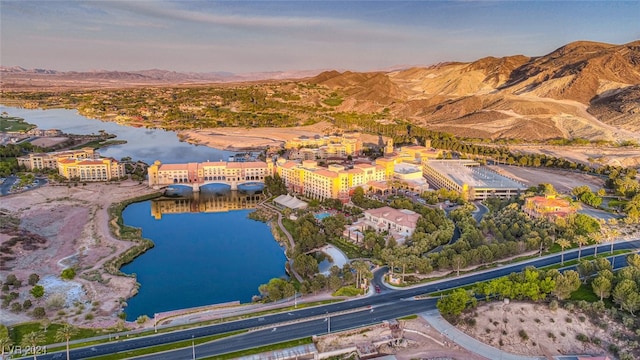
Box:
[1,1,639,74]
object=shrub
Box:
[519,329,529,341]
[85,313,94,320]
[10,302,22,313]
[28,273,40,286]
[23,299,32,309]
[61,268,76,280]
[30,285,44,298]
[565,317,573,323]
[33,307,46,318]
[46,293,66,310]
[576,333,589,342]
[547,332,556,340]
[136,315,149,324]
[548,300,559,311]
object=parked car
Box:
[375,285,381,293]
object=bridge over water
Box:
[147,160,273,192]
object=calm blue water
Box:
[314,212,331,220]
[0,106,235,164]
[121,202,287,320]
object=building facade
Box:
[276,159,387,201]
[17,148,97,170]
[523,195,577,220]
[147,160,275,190]
[57,157,125,182]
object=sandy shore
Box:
[0,181,158,327]
[177,122,386,150]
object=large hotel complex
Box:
[18,148,126,182]
[146,135,526,202]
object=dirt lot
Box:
[314,317,486,360]
[489,164,606,193]
[178,122,385,151]
[0,181,157,328]
[458,301,636,359]
[508,145,640,169]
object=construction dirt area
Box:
[312,317,487,360]
[488,164,606,193]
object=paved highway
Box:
[34,241,639,360]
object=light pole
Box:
[326,311,331,334]
[294,292,297,308]
[191,335,195,360]
[154,313,157,333]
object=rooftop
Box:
[426,160,526,190]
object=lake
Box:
[0,105,235,164]
[0,105,287,320]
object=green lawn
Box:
[207,337,313,359]
[9,322,101,346]
[0,116,35,132]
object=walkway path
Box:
[259,201,303,282]
[420,309,547,360]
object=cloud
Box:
[92,0,414,43]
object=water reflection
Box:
[151,190,265,219]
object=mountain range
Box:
[1,40,639,141]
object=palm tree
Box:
[0,332,13,360]
[556,238,571,265]
[591,232,604,257]
[574,235,589,261]
[21,331,45,360]
[55,323,78,360]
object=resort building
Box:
[284,133,363,156]
[396,143,441,163]
[17,147,97,170]
[147,160,275,190]
[523,195,577,220]
[344,206,420,244]
[276,159,387,201]
[392,163,430,193]
[57,157,125,182]
[422,159,526,200]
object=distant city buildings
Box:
[523,195,576,220]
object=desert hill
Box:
[309,40,640,141]
[2,40,639,142]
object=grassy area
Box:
[332,286,363,297]
[88,330,247,360]
[397,314,418,320]
[208,337,313,359]
[569,284,600,302]
[72,139,127,150]
[328,237,371,259]
[0,115,35,132]
[322,94,343,107]
[8,322,101,347]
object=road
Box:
[33,240,640,360]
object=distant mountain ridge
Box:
[2,40,639,141]
[307,40,640,141]
[0,65,326,84]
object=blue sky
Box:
[1,1,638,73]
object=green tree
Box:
[613,279,640,315]
[0,325,12,360]
[553,270,581,300]
[591,275,612,301]
[55,323,78,360]
[556,238,571,265]
[437,288,476,317]
[21,331,45,360]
